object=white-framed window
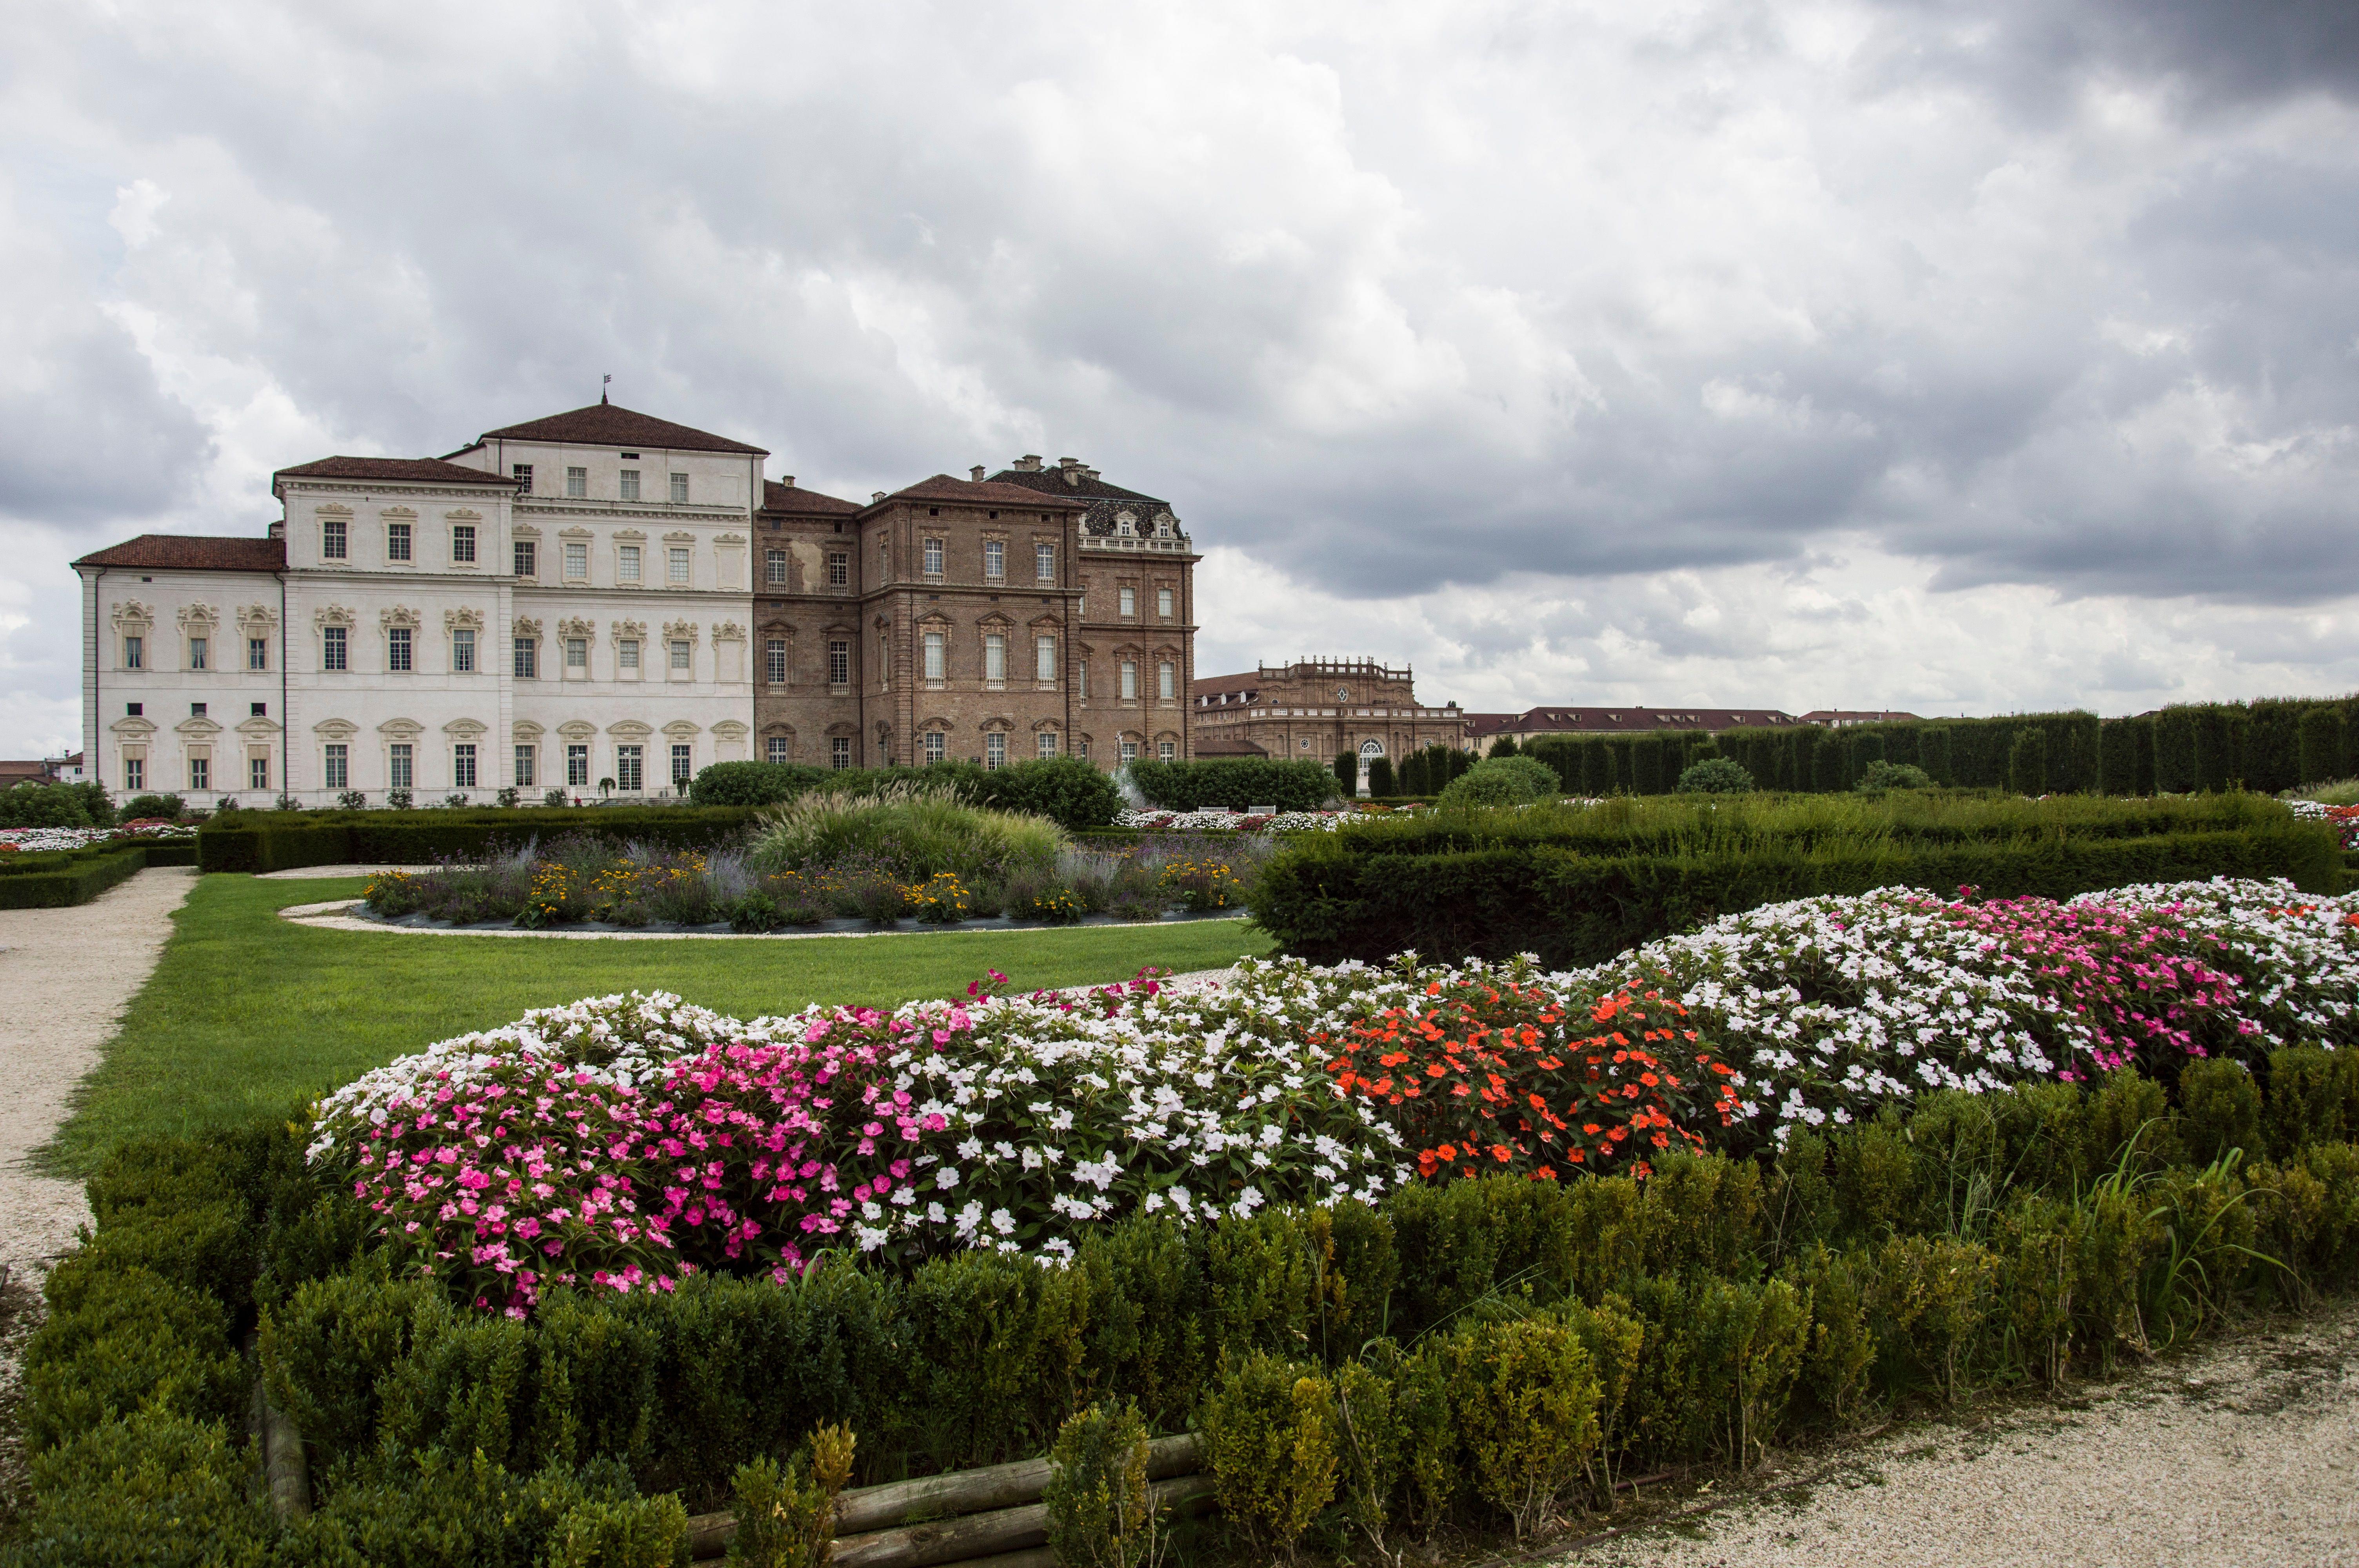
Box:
[1078,661,1089,699]
[566,466,588,498]
[669,472,689,503]
[1158,660,1175,700]
[985,732,1006,770]
[323,745,346,790]
[1038,730,1059,760]
[514,540,536,577]
[767,736,790,764]
[388,743,413,789]
[511,463,533,493]
[564,542,588,579]
[249,753,270,791]
[923,631,945,682]
[827,552,848,587]
[248,638,268,671]
[1075,735,1089,759]
[452,627,476,673]
[565,637,587,671]
[567,744,589,787]
[1118,585,1136,617]
[1120,659,1138,700]
[189,637,208,671]
[620,469,641,501]
[387,520,412,562]
[828,639,851,687]
[1119,739,1138,763]
[922,538,944,575]
[983,633,1006,683]
[983,540,1004,579]
[670,639,691,671]
[671,744,692,786]
[831,736,851,769]
[387,627,412,672]
[322,517,347,559]
[514,744,535,788]
[923,731,946,764]
[189,755,210,791]
[765,638,787,684]
[620,544,642,583]
[123,635,143,670]
[616,744,643,792]
[668,547,691,584]
[1035,635,1057,681]
[452,523,476,564]
[877,633,891,686]
[1159,740,1176,762]
[514,638,537,679]
[620,639,640,673]
[453,744,477,789]
[1157,587,1173,619]
[1036,542,1055,581]
[322,626,347,672]
[766,549,786,585]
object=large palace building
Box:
[1190,658,1464,779]
[73,402,1198,804]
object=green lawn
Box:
[47,875,1274,1172]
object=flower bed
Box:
[2284,795,2359,851]
[0,819,195,854]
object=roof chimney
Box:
[872,491,887,503]
[268,520,285,540]
[1015,455,1043,472]
[781,475,795,488]
[970,466,986,482]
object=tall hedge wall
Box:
[1124,758,1337,812]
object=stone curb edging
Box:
[276,900,1254,942]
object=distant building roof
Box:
[870,475,1085,512]
[1192,735,1270,758]
[273,456,518,488]
[0,760,53,787]
[761,479,864,518]
[1192,671,1262,702]
[473,401,769,456]
[75,534,287,573]
[987,459,1179,537]
[1472,705,1805,737]
[1800,709,1923,726]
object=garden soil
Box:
[1555,1294,2359,1568]
[0,864,196,1271]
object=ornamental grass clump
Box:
[1043,1401,1158,1568]
[753,782,1067,884]
[1199,1354,1338,1563]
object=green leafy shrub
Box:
[1437,755,1559,809]
[1199,1354,1338,1562]
[10,1412,276,1567]
[754,783,1066,883]
[118,792,185,822]
[1044,1401,1155,1568]
[22,1267,245,1452]
[2264,1047,2359,1158]
[691,760,836,807]
[1676,756,1756,794]
[1329,1361,1401,1563]
[2179,1056,2263,1165]
[1127,757,1337,813]
[0,780,95,827]
[725,1425,855,1568]
[1856,760,1934,792]
[1443,1316,1601,1537]
[1874,1235,1999,1404]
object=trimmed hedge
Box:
[0,844,162,909]
[689,758,1123,830]
[1125,759,1338,813]
[1247,795,2341,967]
[196,806,761,873]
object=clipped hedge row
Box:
[1125,758,1338,813]
[0,839,193,909]
[196,806,761,873]
[689,757,1125,831]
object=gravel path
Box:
[1558,1296,2359,1568]
[275,899,1254,942]
[0,866,197,1270]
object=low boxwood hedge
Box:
[0,845,156,909]
[1125,758,1337,813]
[197,806,762,873]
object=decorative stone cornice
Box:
[443,606,485,630]
[176,602,220,630]
[313,603,356,628]
[379,606,420,628]
[110,600,154,630]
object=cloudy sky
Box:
[6,0,2358,753]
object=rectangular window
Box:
[766,549,786,584]
[1036,635,1057,681]
[323,626,347,671]
[670,639,691,671]
[1038,730,1059,760]
[123,635,143,670]
[387,521,411,562]
[514,638,538,679]
[512,463,533,493]
[828,639,851,687]
[189,637,208,671]
[1075,735,1089,759]
[671,743,692,786]
[668,547,690,584]
[878,538,890,577]
[1036,542,1055,581]
[620,544,642,583]
[1158,661,1175,700]
[513,744,535,788]
[1118,585,1136,617]
[923,731,945,764]
[387,626,412,672]
[620,640,640,672]
[191,702,205,717]
[620,469,641,501]
[1159,740,1176,762]
[251,702,266,717]
[669,472,689,503]
[124,756,145,791]
[189,756,209,791]
[983,540,1004,579]
[1078,661,1089,699]
[765,638,787,684]
[923,631,945,681]
[453,744,477,789]
[878,634,891,686]
[566,466,587,498]
[514,540,536,577]
[323,517,347,559]
[616,744,643,792]
[565,637,587,670]
[567,744,589,787]
[984,633,1005,682]
[767,736,789,764]
[250,754,270,791]
[452,523,476,564]
[564,542,587,578]
[831,737,851,770]
[324,744,347,790]
[1120,659,1138,700]
[249,638,268,671]
[923,538,944,575]
[985,732,1006,770]
[827,552,848,587]
[1158,587,1174,619]
[452,627,476,673]
[389,743,413,789]
[1120,740,1138,764]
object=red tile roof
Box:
[871,475,1087,512]
[1192,735,1271,757]
[1470,705,1804,736]
[1800,709,1923,725]
[761,479,863,517]
[273,456,518,487]
[74,534,287,572]
[474,402,769,456]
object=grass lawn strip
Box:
[44,873,1274,1173]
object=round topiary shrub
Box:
[1438,755,1560,809]
[1676,756,1756,794]
[1856,760,1936,792]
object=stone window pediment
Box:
[662,719,702,739]
[445,508,483,522]
[377,718,425,739]
[761,721,797,738]
[510,522,542,539]
[559,526,595,540]
[606,720,654,739]
[614,528,648,541]
[557,617,595,639]
[513,617,543,639]
[915,612,952,630]
[716,532,747,545]
[823,721,860,739]
[979,716,1015,733]
[443,607,486,630]
[177,603,220,630]
[711,720,748,740]
[611,619,648,643]
[237,604,279,637]
[660,620,700,646]
[315,502,353,517]
[443,718,488,737]
[175,715,222,737]
[1030,717,1063,733]
[760,621,796,639]
[380,505,417,519]
[977,613,1013,631]
[662,530,697,543]
[313,604,355,628]
[557,719,597,740]
[312,718,358,740]
[511,720,545,739]
[111,600,154,632]
[380,606,421,629]
[110,715,158,737]
[235,716,282,738]
[712,621,745,642]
